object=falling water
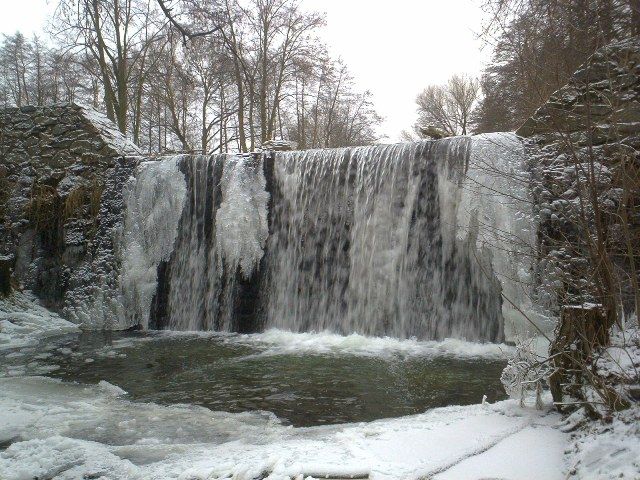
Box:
[145,154,269,332]
[111,134,534,342]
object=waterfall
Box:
[109,134,535,342]
[148,154,269,332]
[265,137,511,341]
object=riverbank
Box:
[1,292,638,479]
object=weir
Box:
[114,133,535,343]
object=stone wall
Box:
[517,37,640,315]
[0,103,141,317]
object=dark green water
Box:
[39,331,508,427]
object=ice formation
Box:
[215,155,270,280]
[141,154,271,331]
[451,133,549,338]
[0,291,80,352]
[119,157,187,329]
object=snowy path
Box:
[0,376,568,480]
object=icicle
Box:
[119,157,187,329]
[215,155,270,280]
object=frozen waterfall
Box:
[120,157,187,329]
[106,134,536,341]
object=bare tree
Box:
[286,55,381,148]
[55,0,165,134]
[0,33,86,108]
[414,74,480,137]
[3,0,380,153]
[156,0,224,41]
[0,33,31,107]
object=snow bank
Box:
[0,376,567,480]
[0,291,79,352]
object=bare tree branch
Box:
[156,0,223,42]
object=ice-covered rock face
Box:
[0,103,141,324]
[518,37,640,319]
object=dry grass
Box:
[26,183,59,231]
[25,177,104,236]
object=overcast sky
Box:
[0,0,490,141]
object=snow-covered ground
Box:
[0,292,638,480]
[0,376,567,480]
[564,405,640,479]
[562,323,640,479]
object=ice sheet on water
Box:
[0,376,282,447]
[215,155,269,279]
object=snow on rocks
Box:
[0,103,143,329]
[0,291,79,353]
[76,103,142,156]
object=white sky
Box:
[0,0,490,141]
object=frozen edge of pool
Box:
[0,375,568,480]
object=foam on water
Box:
[233,328,515,359]
[98,328,514,360]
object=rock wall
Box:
[517,37,640,316]
[0,103,141,320]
